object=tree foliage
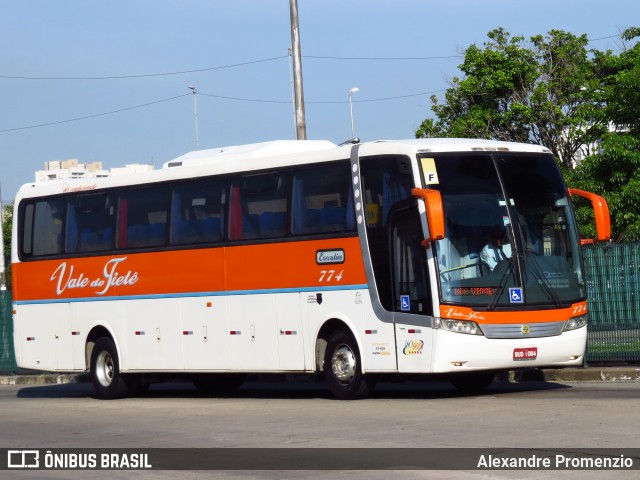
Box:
[418,27,640,241]
[2,203,12,289]
[566,28,640,240]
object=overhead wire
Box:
[0,89,447,134]
[0,29,629,82]
[0,94,190,133]
[0,29,631,133]
[0,56,288,81]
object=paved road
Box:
[1,380,639,479]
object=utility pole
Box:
[289,0,307,140]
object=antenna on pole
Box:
[289,0,307,140]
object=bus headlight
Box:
[434,318,483,336]
[564,314,588,332]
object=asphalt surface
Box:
[1,366,639,386]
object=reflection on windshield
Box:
[426,153,584,308]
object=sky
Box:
[0,0,636,200]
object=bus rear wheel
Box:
[324,330,373,400]
[90,337,129,400]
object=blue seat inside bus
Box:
[259,211,286,236]
[78,227,112,251]
[298,206,348,233]
[127,222,166,247]
[172,217,223,243]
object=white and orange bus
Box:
[12,138,610,399]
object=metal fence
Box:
[0,244,638,374]
[584,243,640,363]
[0,289,16,374]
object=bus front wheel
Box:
[90,337,129,400]
[324,330,373,400]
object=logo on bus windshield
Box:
[509,287,524,304]
[316,249,345,265]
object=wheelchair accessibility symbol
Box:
[509,287,524,304]
[400,295,411,311]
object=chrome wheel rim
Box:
[96,350,114,387]
[331,344,356,384]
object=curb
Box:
[0,374,88,386]
[538,367,640,383]
[1,368,640,386]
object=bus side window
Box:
[360,155,414,311]
[230,172,288,240]
[291,163,354,235]
[116,186,168,249]
[29,199,65,257]
[170,179,226,245]
[68,192,115,253]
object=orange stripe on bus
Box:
[12,237,367,302]
[440,301,588,324]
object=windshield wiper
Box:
[487,258,516,311]
[522,248,563,308]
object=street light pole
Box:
[349,87,359,141]
[188,86,200,150]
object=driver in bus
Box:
[480,226,512,271]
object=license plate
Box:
[513,347,537,361]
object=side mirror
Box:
[568,188,611,244]
[411,188,445,245]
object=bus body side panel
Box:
[124,298,183,370]
[303,289,399,374]
[13,304,73,371]
[276,293,305,370]
[359,294,398,372]
[181,296,229,370]
[12,237,371,374]
[72,300,126,371]
[394,318,435,373]
[225,294,280,371]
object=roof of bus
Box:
[15,138,551,200]
[162,138,550,168]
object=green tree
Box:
[418,27,640,241]
[2,203,12,289]
[567,28,640,240]
[416,28,607,170]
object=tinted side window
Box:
[117,186,168,249]
[20,198,65,257]
[291,162,355,235]
[66,192,115,253]
[360,155,415,310]
[229,172,288,240]
[170,179,226,245]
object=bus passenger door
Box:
[388,202,435,373]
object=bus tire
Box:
[450,372,495,393]
[324,330,373,400]
[90,337,129,400]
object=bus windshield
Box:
[422,152,584,308]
